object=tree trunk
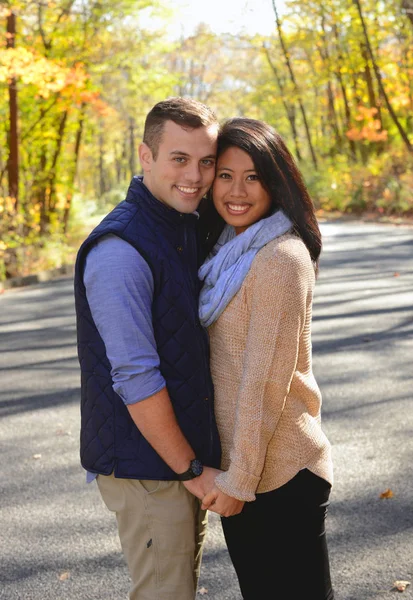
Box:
[48,110,68,215]
[115,141,122,184]
[327,82,341,151]
[21,96,58,142]
[38,142,48,234]
[271,0,318,169]
[98,121,107,197]
[129,117,136,178]
[360,43,382,124]
[7,11,19,209]
[262,44,302,161]
[319,14,341,152]
[354,0,413,153]
[401,0,413,28]
[122,135,128,181]
[34,103,49,235]
[333,24,357,161]
[63,103,85,233]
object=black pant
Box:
[221,469,334,600]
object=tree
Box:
[353,0,413,153]
[401,0,413,28]
[271,0,318,169]
[6,9,18,207]
[262,42,302,161]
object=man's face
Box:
[139,120,218,213]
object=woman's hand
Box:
[202,486,244,517]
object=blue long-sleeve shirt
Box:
[84,234,167,404]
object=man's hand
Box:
[183,467,222,500]
[126,390,223,504]
[201,486,244,517]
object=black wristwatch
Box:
[176,458,204,481]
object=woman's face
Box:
[212,146,272,235]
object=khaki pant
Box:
[97,474,207,600]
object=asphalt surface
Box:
[0,220,412,600]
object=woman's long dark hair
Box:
[199,117,322,267]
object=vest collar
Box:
[125,176,198,226]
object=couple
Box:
[74,97,334,600]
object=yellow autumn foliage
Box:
[0,48,87,98]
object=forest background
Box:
[1,0,412,280]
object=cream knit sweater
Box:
[209,233,333,502]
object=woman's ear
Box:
[138,143,153,172]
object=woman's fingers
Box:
[207,493,245,517]
[221,499,244,517]
[201,490,218,510]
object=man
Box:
[74,97,222,600]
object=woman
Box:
[198,118,334,600]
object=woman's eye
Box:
[247,174,259,181]
[218,172,231,179]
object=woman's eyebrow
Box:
[217,166,255,172]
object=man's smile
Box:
[175,185,200,195]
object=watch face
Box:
[191,459,203,476]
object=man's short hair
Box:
[143,97,218,159]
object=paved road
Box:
[1,221,412,600]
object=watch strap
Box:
[176,458,204,481]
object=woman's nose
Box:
[230,179,247,197]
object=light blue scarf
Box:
[198,210,292,327]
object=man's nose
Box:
[184,162,202,183]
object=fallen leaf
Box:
[380,488,394,499]
[393,580,410,592]
[56,429,72,436]
[393,272,400,277]
[32,454,42,459]
[198,587,208,595]
[58,571,70,581]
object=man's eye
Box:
[201,159,215,167]
[174,157,186,163]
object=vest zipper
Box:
[185,220,216,463]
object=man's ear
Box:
[139,142,153,172]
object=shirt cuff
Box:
[215,464,261,502]
[114,371,166,405]
[86,470,97,484]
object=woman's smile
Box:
[225,202,251,215]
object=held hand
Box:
[202,486,244,517]
[201,488,219,510]
[183,466,222,500]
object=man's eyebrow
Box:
[169,151,216,159]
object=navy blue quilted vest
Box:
[74,177,221,480]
